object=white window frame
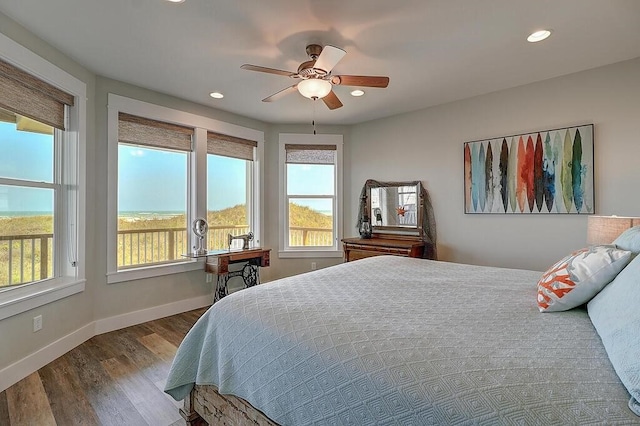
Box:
[107,94,263,283]
[278,133,343,258]
[0,33,87,320]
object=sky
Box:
[0,122,54,214]
[118,145,248,213]
[287,163,334,213]
[1,121,335,215]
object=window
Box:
[279,134,343,258]
[0,34,86,320]
[207,132,257,250]
[107,94,263,283]
[0,111,56,285]
[116,113,192,269]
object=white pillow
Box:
[537,245,632,312]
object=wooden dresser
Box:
[342,236,432,262]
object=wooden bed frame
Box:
[181,385,278,426]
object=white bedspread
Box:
[165,256,639,425]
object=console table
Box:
[183,248,271,302]
[342,236,433,262]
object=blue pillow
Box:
[588,254,640,416]
[613,226,640,254]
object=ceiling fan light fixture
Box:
[350,89,365,97]
[297,78,332,100]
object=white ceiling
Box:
[1,0,640,125]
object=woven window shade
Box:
[118,112,193,152]
[0,58,74,130]
[207,131,257,161]
[285,144,336,165]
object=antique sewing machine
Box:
[228,232,254,250]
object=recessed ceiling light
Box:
[209,92,224,99]
[350,89,365,97]
[165,0,185,3]
[527,30,552,43]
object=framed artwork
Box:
[464,124,594,214]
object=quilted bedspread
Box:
[165,256,639,425]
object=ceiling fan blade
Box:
[314,45,346,74]
[331,75,389,88]
[262,84,298,102]
[322,90,343,110]
[241,64,297,77]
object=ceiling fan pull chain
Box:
[312,100,317,135]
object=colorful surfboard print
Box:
[534,133,544,212]
[542,132,555,212]
[516,136,526,213]
[485,141,494,212]
[464,143,472,212]
[508,137,517,212]
[561,129,573,212]
[552,131,564,213]
[525,136,535,213]
[499,139,508,212]
[471,143,480,212]
[572,129,583,212]
[478,143,486,212]
[580,128,594,213]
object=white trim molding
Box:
[0,32,87,321]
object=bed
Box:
[165,255,640,425]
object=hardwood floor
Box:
[0,307,209,426]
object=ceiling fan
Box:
[241,44,389,110]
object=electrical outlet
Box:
[206,273,212,283]
[311,262,317,270]
[33,315,42,332]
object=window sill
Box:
[278,250,343,259]
[0,278,86,321]
[107,259,203,284]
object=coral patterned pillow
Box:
[537,245,632,312]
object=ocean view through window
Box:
[0,114,55,288]
[107,94,264,281]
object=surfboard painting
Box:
[463,124,593,214]
[507,137,517,212]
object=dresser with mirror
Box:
[342,180,436,262]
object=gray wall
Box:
[348,57,640,271]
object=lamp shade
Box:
[587,215,640,245]
[297,78,332,99]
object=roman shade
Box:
[207,131,257,161]
[0,58,75,130]
[285,144,336,165]
[118,112,193,152]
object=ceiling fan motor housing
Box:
[305,44,323,60]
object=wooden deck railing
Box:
[289,226,333,246]
[0,233,53,287]
[1,225,335,287]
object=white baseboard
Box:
[0,294,211,392]
[0,322,94,393]
[93,294,211,335]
